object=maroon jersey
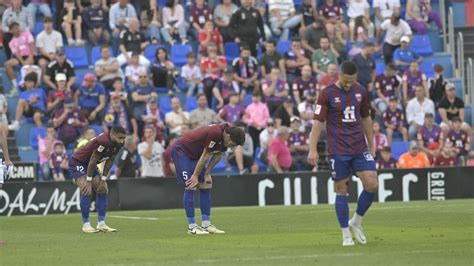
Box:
[417,125,442,148]
[190,4,212,29]
[375,74,399,100]
[288,132,308,155]
[72,133,121,165]
[292,77,319,99]
[313,83,371,155]
[163,145,173,177]
[432,155,458,167]
[172,124,228,160]
[446,130,470,156]
[319,3,343,20]
[376,158,398,169]
[50,152,67,169]
[383,108,405,129]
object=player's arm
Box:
[82,151,101,195]
[362,116,375,156]
[204,152,223,177]
[307,120,323,166]
[103,154,117,178]
[187,149,211,188]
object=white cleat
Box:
[188,226,209,235]
[96,223,117,232]
[82,223,99,233]
[203,224,225,234]
[349,219,367,244]
[342,236,355,246]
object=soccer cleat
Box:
[82,223,99,233]
[96,223,117,233]
[349,219,367,244]
[188,226,209,235]
[203,224,225,234]
[342,236,355,246]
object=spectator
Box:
[189,0,213,41]
[275,97,299,128]
[161,0,188,45]
[151,47,177,94]
[5,22,36,95]
[201,44,228,105]
[43,49,77,92]
[292,64,318,105]
[109,0,138,46]
[268,0,301,41]
[405,0,442,34]
[352,42,376,90]
[95,46,122,90]
[2,0,34,58]
[349,15,371,57]
[417,112,443,158]
[262,67,289,114]
[163,134,178,177]
[181,52,204,97]
[229,0,265,56]
[432,143,458,167]
[445,116,471,163]
[38,125,57,181]
[115,136,139,178]
[49,141,67,181]
[0,93,7,126]
[213,0,238,42]
[267,126,292,173]
[393,36,422,72]
[373,0,401,29]
[199,20,224,55]
[74,73,106,123]
[376,13,412,64]
[141,96,166,142]
[318,63,338,89]
[438,83,472,136]
[406,85,435,139]
[35,17,63,69]
[131,72,157,119]
[213,68,240,111]
[347,0,375,42]
[61,0,85,46]
[297,89,317,132]
[102,92,138,137]
[259,40,286,81]
[75,126,96,151]
[9,73,46,131]
[27,0,52,26]
[299,0,318,36]
[302,18,326,55]
[260,118,278,152]
[109,77,129,105]
[165,97,190,136]
[83,0,111,46]
[125,53,148,88]
[243,91,270,152]
[402,62,427,102]
[374,63,401,113]
[285,37,310,83]
[311,36,338,77]
[383,97,408,145]
[117,18,150,68]
[18,65,42,89]
[140,0,161,44]
[46,73,73,115]
[466,152,474,167]
[0,2,7,48]
[138,125,165,177]
[227,122,258,174]
[376,146,398,169]
[232,45,259,95]
[398,140,430,168]
[374,121,389,154]
[52,99,88,146]
[319,0,349,39]
[189,93,222,127]
[331,22,348,62]
[218,91,245,125]
[288,116,311,171]
[428,64,447,107]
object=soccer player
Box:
[170,123,246,235]
[307,61,378,246]
[0,125,14,189]
[68,125,127,233]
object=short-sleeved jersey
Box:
[417,125,442,148]
[376,158,398,169]
[432,155,458,167]
[383,108,405,128]
[375,74,400,99]
[190,5,213,28]
[446,130,470,155]
[292,77,319,99]
[313,83,370,155]
[46,60,75,81]
[71,133,122,166]
[172,123,229,160]
[319,3,343,20]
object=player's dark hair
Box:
[340,61,358,75]
[111,125,126,135]
[227,126,246,146]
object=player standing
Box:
[171,123,245,234]
[307,61,378,246]
[69,125,127,233]
[0,125,14,189]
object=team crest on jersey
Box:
[334,97,341,103]
[356,93,362,102]
[315,104,322,115]
[363,152,374,161]
[97,145,105,152]
[209,141,216,148]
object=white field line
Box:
[106,215,176,221]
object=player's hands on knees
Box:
[82,181,92,196]
[185,175,199,189]
[307,150,319,167]
[204,174,212,185]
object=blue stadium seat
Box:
[171,44,192,66]
[409,34,433,56]
[159,95,173,114]
[243,94,252,107]
[65,46,89,68]
[375,61,385,75]
[19,148,39,162]
[276,40,292,54]
[224,42,240,63]
[29,127,47,150]
[16,122,35,148]
[211,157,227,173]
[90,46,115,65]
[451,79,464,99]
[464,105,472,126]
[391,141,409,160]
[33,21,44,36]
[145,44,165,63]
[419,53,453,78]
[185,96,198,112]
[89,125,104,136]
[254,147,268,172]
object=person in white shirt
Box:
[268,0,301,41]
[347,0,375,41]
[35,16,63,70]
[125,53,148,88]
[109,0,138,40]
[376,13,412,64]
[406,86,435,140]
[373,0,401,28]
[165,97,190,136]
[181,52,203,96]
[138,125,165,178]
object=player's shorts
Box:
[170,145,205,186]
[68,158,99,180]
[328,152,377,181]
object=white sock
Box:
[83,222,91,227]
[98,221,105,226]
[202,220,210,228]
[352,213,363,226]
[341,227,352,238]
[188,223,197,229]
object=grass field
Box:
[1,200,473,265]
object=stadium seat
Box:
[159,95,173,114]
[409,34,433,56]
[391,141,409,160]
[145,44,165,63]
[90,46,115,65]
[171,44,192,66]
[18,148,39,162]
[243,94,252,107]
[29,127,47,150]
[224,42,240,63]
[465,105,472,126]
[451,79,464,99]
[211,157,227,173]
[276,40,292,54]
[185,96,199,112]
[33,21,43,36]
[64,46,89,68]
[254,147,268,172]
[419,53,453,78]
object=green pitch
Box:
[1,200,473,265]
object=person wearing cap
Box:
[374,63,401,114]
[398,140,430,169]
[267,126,292,173]
[438,83,472,136]
[189,93,223,128]
[141,95,166,142]
[165,97,190,136]
[297,88,318,133]
[417,112,443,158]
[261,67,290,114]
[52,98,88,146]
[44,48,77,92]
[275,96,300,128]
[375,146,398,169]
[8,72,47,131]
[259,40,286,81]
[406,85,435,139]
[376,12,412,64]
[36,17,64,67]
[383,97,408,145]
[46,73,73,115]
[102,92,138,139]
[74,73,106,123]
[393,35,422,72]
[292,64,318,105]
[95,46,122,90]
[232,45,259,95]
[402,62,428,102]
[288,116,311,171]
[218,92,245,125]
[212,66,239,109]
[243,91,270,153]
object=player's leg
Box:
[92,177,116,232]
[199,181,224,234]
[74,176,98,233]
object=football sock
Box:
[80,195,91,224]
[356,190,375,217]
[199,189,211,227]
[96,193,107,223]
[183,190,195,225]
[335,194,349,228]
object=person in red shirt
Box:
[432,143,458,167]
[199,21,224,55]
[318,63,338,89]
[268,126,292,173]
[201,44,227,106]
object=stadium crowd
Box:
[0,0,472,181]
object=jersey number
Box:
[342,106,356,123]
[182,171,189,181]
[330,159,335,170]
[76,166,85,173]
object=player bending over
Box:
[307,61,378,246]
[69,125,127,233]
[0,125,14,189]
[171,123,245,235]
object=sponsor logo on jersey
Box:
[334,97,340,103]
[314,104,322,115]
[363,152,374,161]
[356,93,362,102]
[209,141,216,148]
[97,145,105,152]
